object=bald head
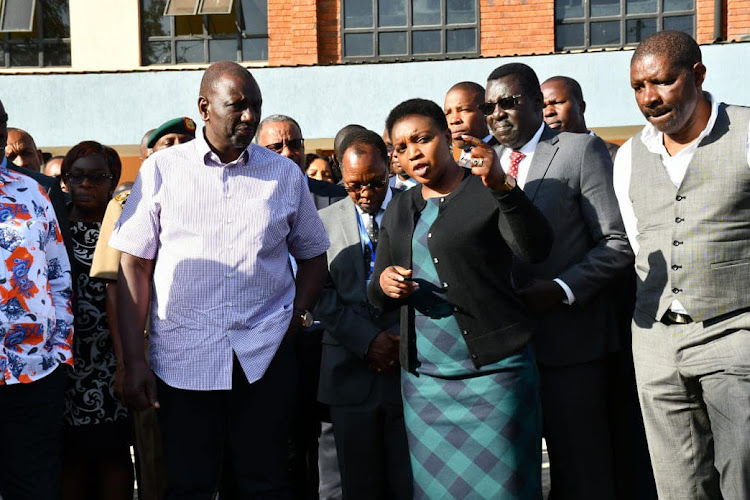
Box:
[199,61,256,98]
[6,127,43,172]
[631,30,702,71]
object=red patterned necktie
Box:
[508,150,526,179]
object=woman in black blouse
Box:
[367,98,552,499]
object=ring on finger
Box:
[471,158,484,167]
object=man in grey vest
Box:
[613,30,750,500]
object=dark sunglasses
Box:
[344,178,388,194]
[478,94,523,116]
[264,138,304,153]
[64,173,115,185]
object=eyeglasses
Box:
[64,173,115,185]
[264,138,304,153]
[344,178,388,194]
[478,94,523,116]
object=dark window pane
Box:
[556,0,583,19]
[1,0,35,32]
[142,0,171,37]
[241,0,267,34]
[209,38,237,61]
[344,0,372,28]
[663,15,694,37]
[9,42,38,66]
[591,20,620,45]
[446,0,475,24]
[207,13,236,34]
[379,0,406,27]
[555,23,584,49]
[242,37,267,60]
[379,31,407,54]
[143,40,172,64]
[446,28,475,52]
[0,45,5,67]
[44,42,70,66]
[412,30,440,53]
[626,18,655,43]
[591,0,619,17]
[199,0,234,14]
[176,39,204,62]
[344,33,373,56]
[41,0,70,38]
[664,0,694,11]
[626,0,656,14]
[165,0,201,15]
[413,0,440,26]
[176,15,204,35]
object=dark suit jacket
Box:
[493,125,633,366]
[8,165,73,264]
[316,196,400,406]
[308,177,346,210]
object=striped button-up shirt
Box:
[109,130,329,390]
[1,157,74,385]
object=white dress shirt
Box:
[499,122,576,305]
[613,94,750,314]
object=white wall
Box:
[2,42,748,147]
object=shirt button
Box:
[442,282,448,288]
[226,273,234,278]
[227,302,234,307]
[673,241,682,246]
[671,288,681,294]
[427,233,432,238]
[227,219,233,224]
[676,195,684,201]
[471,353,478,360]
[462,330,469,336]
[671,265,682,271]
[675,217,684,223]
[440,197,445,203]
[226,193,232,199]
[453,306,459,312]
[433,258,439,264]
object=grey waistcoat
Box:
[629,103,750,322]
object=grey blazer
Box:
[494,125,634,366]
[316,195,400,406]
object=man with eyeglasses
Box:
[0,98,75,500]
[484,63,633,499]
[316,128,412,500]
[257,114,346,210]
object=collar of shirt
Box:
[354,185,392,227]
[196,126,252,168]
[500,121,545,190]
[640,92,718,160]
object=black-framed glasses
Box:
[63,173,115,185]
[478,94,523,116]
[344,178,388,194]
[264,138,304,153]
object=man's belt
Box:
[661,310,694,325]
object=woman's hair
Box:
[385,98,449,137]
[61,140,122,184]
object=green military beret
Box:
[147,117,197,148]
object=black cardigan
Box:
[367,172,553,373]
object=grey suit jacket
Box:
[316,195,400,406]
[494,125,634,366]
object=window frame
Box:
[140,0,268,65]
[554,0,695,51]
[340,0,481,62]
[0,0,70,67]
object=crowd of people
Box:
[1,29,748,500]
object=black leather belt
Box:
[661,310,694,325]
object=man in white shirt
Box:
[613,30,750,500]
[485,62,633,499]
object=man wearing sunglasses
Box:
[484,63,633,499]
[316,129,412,500]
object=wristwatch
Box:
[294,308,314,328]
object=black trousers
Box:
[329,373,412,500]
[540,359,616,500]
[156,337,297,500]
[0,367,64,500]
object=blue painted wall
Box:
[2,41,748,147]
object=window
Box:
[0,0,70,67]
[555,0,694,50]
[141,0,268,65]
[342,0,479,60]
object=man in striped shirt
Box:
[111,61,330,498]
